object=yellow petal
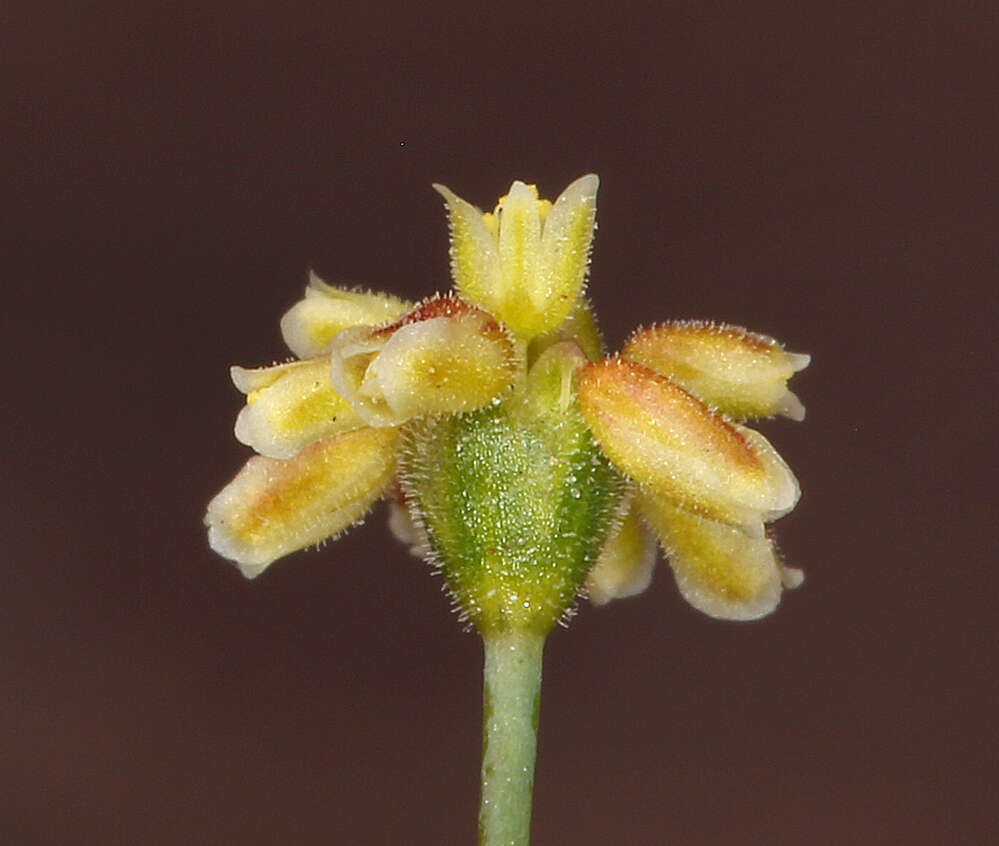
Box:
[639,494,802,620]
[537,174,599,332]
[585,498,657,605]
[432,184,502,315]
[624,321,810,421]
[231,357,367,459]
[279,271,410,358]
[205,426,401,577]
[329,297,517,426]
[497,180,544,332]
[578,358,799,534]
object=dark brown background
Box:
[5,2,996,844]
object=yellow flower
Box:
[433,175,598,339]
[206,175,808,623]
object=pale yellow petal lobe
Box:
[639,494,800,620]
[497,181,543,328]
[205,427,401,577]
[433,184,502,314]
[585,499,657,605]
[231,357,367,459]
[538,173,599,331]
[280,272,410,358]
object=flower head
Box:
[206,176,808,626]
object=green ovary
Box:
[406,402,623,635]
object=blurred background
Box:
[4,1,996,843]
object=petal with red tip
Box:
[329,297,517,427]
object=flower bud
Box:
[578,358,799,535]
[623,322,810,421]
[517,339,589,417]
[280,271,410,358]
[329,297,517,427]
[205,426,401,578]
[231,357,366,459]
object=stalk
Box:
[478,629,546,846]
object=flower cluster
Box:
[206,176,807,624]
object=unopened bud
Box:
[206,427,401,578]
[623,322,809,421]
[280,271,410,358]
[578,358,799,534]
[329,297,517,427]
[231,357,366,459]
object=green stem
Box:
[478,629,546,846]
